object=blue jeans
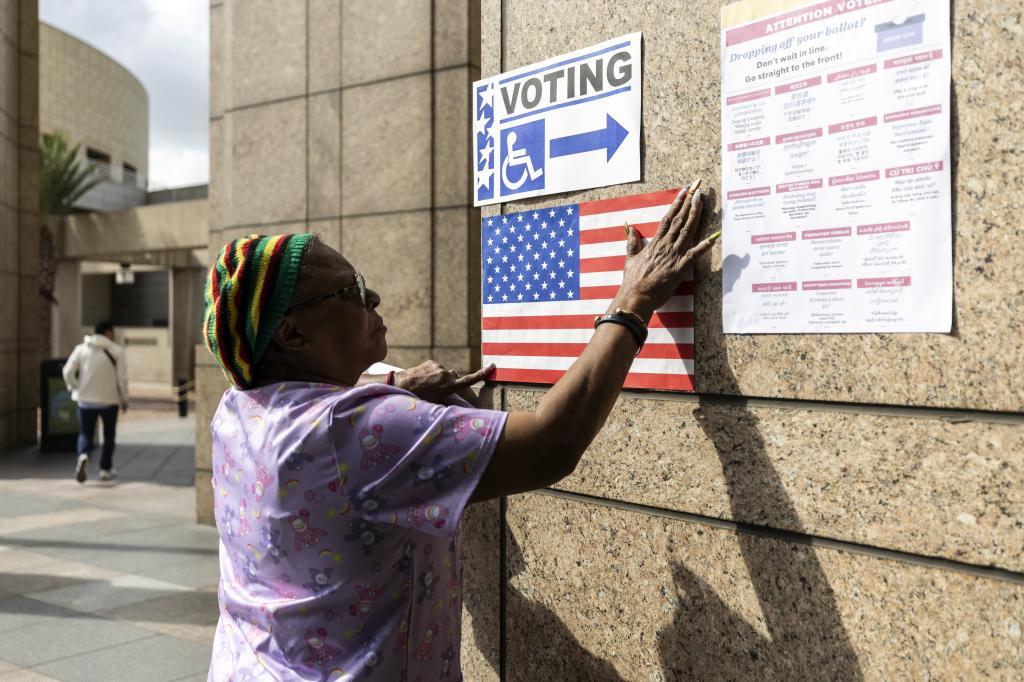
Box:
[77,405,119,470]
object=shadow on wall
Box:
[655,331,862,679]
[467,265,863,680]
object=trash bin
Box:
[40,358,78,452]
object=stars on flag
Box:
[483,205,580,304]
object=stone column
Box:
[0,0,41,449]
[50,258,81,358]
[170,267,204,386]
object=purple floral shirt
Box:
[207,382,505,681]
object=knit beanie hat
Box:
[203,233,316,388]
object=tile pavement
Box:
[0,417,218,681]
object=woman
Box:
[204,182,713,680]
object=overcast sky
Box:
[40,0,209,190]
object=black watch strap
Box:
[594,313,648,354]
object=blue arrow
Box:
[549,114,629,162]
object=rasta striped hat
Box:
[203,233,317,389]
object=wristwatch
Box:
[593,308,648,354]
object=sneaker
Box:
[75,454,89,483]
[99,468,118,481]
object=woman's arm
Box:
[471,183,715,502]
[359,362,493,407]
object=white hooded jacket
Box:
[62,334,128,407]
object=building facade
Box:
[55,198,209,389]
[39,21,148,210]
[197,0,1024,678]
[40,22,205,392]
[0,0,40,449]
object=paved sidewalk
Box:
[0,417,218,681]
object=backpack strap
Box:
[102,349,124,403]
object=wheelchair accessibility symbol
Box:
[500,120,545,195]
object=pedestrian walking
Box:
[62,320,129,483]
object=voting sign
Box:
[473,33,642,206]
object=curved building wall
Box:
[39,22,148,210]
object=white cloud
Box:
[40,0,209,190]
[149,144,208,190]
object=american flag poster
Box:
[481,188,695,392]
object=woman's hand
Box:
[394,361,495,404]
[615,181,715,319]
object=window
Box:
[86,147,111,179]
[122,163,137,186]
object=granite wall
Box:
[0,0,40,450]
[460,0,1024,679]
[197,0,483,519]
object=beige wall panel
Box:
[0,272,15,340]
[208,117,226,235]
[467,206,481,348]
[308,91,341,219]
[480,0,500,78]
[0,136,14,208]
[384,346,434,370]
[460,499,501,682]
[194,358,227,473]
[0,36,15,120]
[342,211,432,347]
[17,214,36,279]
[0,2,14,41]
[308,0,341,93]
[431,346,473,374]
[1,352,17,415]
[435,0,473,70]
[215,223,313,251]
[16,404,35,443]
[433,67,472,207]
[341,0,431,86]
[62,200,209,259]
[433,207,469,347]
[16,51,35,128]
[15,146,36,212]
[0,108,11,143]
[19,0,37,53]
[0,207,14,273]
[309,218,341,253]
[53,260,81,357]
[196,469,215,526]
[17,273,36,344]
[209,4,226,118]
[492,0,1024,412]
[229,0,306,108]
[0,350,13,414]
[341,75,431,215]
[228,99,307,227]
[119,328,172,385]
[508,388,1024,572]
[507,493,1024,681]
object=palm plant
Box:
[38,132,102,353]
[39,132,100,217]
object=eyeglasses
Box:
[284,272,366,314]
